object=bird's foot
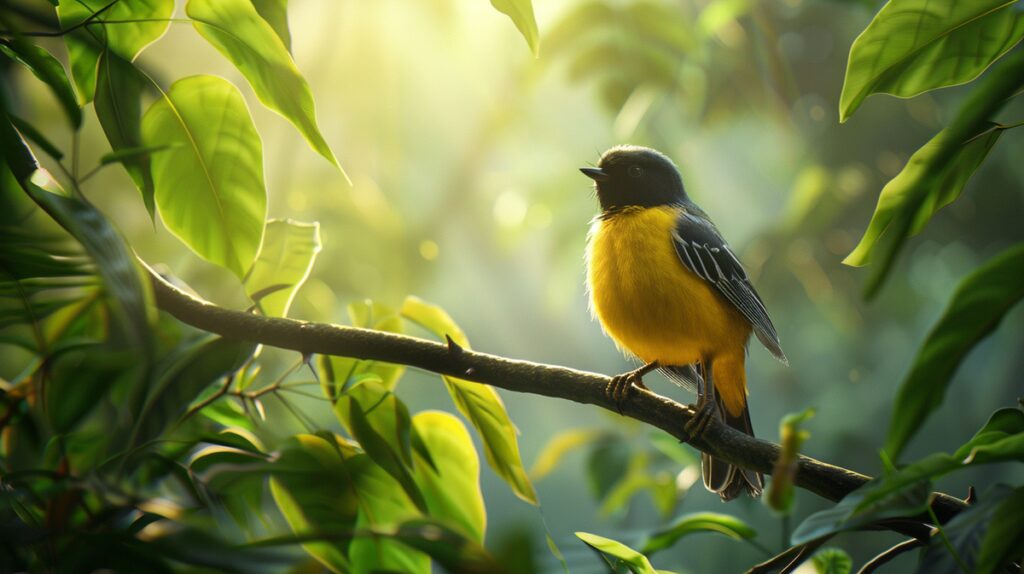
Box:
[604,361,659,414]
[684,397,716,442]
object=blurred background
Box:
[8,0,1024,571]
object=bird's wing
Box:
[671,209,787,364]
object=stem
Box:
[856,539,924,574]
[1,0,120,37]
[927,505,969,574]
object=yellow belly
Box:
[586,206,751,366]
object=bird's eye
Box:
[628,165,643,178]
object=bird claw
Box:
[684,397,716,442]
[604,362,658,414]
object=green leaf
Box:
[411,411,486,543]
[333,378,413,467]
[23,182,155,354]
[319,300,405,399]
[99,145,176,166]
[976,486,1024,574]
[587,435,631,500]
[811,547,853,574]
[869,407,1024,514]
[251,0,291,50]
[530,428,603,480]
[9,115,63,161]
[576,532,657,574]
[918,485,1019,574]
[400,296,537,504]
[768,408,816,515]
[0,33,81,127]
[489,0,540,56]
[95,50,156,217]
[839,0,1024,122]
[790,479,932,545]
[141,75,267,278]
[129,337,256,453]
[58,0,174,104]
[185,0,345,178]
[843,49,1024,297]
[244,219,321,318]
[885,246,1024,460]
[46,344,136,433]
[641,512,757,556]
[340,398,429,513]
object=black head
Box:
[580,145,688,212]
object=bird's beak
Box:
[579,167,608,182]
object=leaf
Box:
[790,479,932,545]
[768,408,816,515]
[58,0,174,104]
[400,296,537,504]
[95,50,157,217]
[575,532,657,574]
[976,486,1024,574]
[411,411,486,543]
[866,408,1024,513]
[46,344,136,433]
[587,435,631,500]
[244,219,321,318]
[141,75,267,278]
[885,245,1024,460]
[811,547,853,574]
[333,378,413,467]
[839,0,1024,122]
[641,512,758,556]
[99,145,176,166]
[0,34,81,127]
[23,182,155,355]
[917,485,1018,574]
[530,429,603,480]
[340,398,429,514]
[489,0,540,56]
[843,49,1024,298]
[251,0,291,50]
[319,300,405,399]
[9,115,63,161]
[129,337,256,453]
[186,0,345,177]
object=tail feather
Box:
[702,392,763,501]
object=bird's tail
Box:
[702,389,763,501]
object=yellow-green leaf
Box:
[245,219,321,318]
[251,0,291,50]
[319,300,405,399]
[490,0,540,56]
[576,532,658,574]
[141,75,267,278]
[186,0,346,179]
[530,429,603,480]
[412,411,486,543]
[840,0,1024,122]
[401,296,538,505]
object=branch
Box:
[147,268,966,528]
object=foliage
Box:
[1,0,1022,572]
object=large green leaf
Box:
[489,0,540,56]
[251,0,291,50]
[141,75,267,278]
[641,512,757,556]
[867,408,1024,512]
[244,219,320,318]
[185,0,344,176]
[839,0,1024,122]
[400,296,537,504]
[57,0,174,104]
[575,532,658,574]
[95,50,156,217]
[333,378,413,467]
[0,32,81,127]
[411,411,486,543]
[791,479,932,545]
[843,49,1024,297]
[886,246,1024,460]
[319,300,406,399]
[976,486,1024,574]
[918,485,1019,574]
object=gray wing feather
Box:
[672,210,788,364]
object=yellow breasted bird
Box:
[581,145,787,501]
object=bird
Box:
[581,145,787,501]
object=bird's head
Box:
[580,145,688,212]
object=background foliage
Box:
[1,0,1022,572]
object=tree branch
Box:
[146,267,966,528]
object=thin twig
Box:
[181,374,234,422]
[0,0,119,37]
[856,539,924,574]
